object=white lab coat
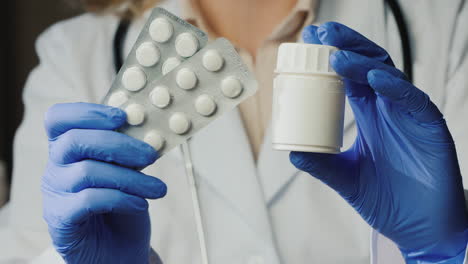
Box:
[1,0,468,263]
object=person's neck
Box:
[196,0,298,58]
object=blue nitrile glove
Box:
[42,102,167,264]
[291,22,468,263]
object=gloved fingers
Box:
[330,50,407,84]
[367,69,443,124]
[343,79,375,98]
[44,160,167,199]
[302,25,322,44]
[289,150,358,199]
[315,21,394,65]
[45,102,126,139]
[64,188,150,224]
[49,129,157,168]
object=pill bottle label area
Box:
[101,8,257,156]
[272,43,345,154]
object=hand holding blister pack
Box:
[101,8,257,264]
[102,8,257,156]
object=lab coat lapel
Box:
[188,108,279,253]
[257,124,300,203]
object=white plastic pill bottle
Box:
[272,43,345,153]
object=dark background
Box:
[0,0,82,203]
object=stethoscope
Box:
[113,0,413,82]
[111,1,413,263]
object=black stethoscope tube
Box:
[384,0,413,83]
[113,0,413,82]
[113,19,130,73]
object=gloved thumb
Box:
[290,150,358,199]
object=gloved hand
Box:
[291,22,468,263]
[42,102,167,264]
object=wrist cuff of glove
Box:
[401,229,468,264]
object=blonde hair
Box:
[77,0,160,19]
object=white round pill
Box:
[162,57,182,75]
[150,85,171,108]
[176,68,197,90]
[125,104,145,126]
[195,94,217,116]
[169,112,191,134]
[149,18,173,43]
[202,50,224,71]
[107,91,128,107]
[122,67,146,92]
[221,77,243,98]
[144,130,165,151]
[175,32,199,58]
[136,42,160,67]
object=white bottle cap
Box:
[275,43,339,76]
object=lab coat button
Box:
[247,256,265,264]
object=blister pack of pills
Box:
[102,7,258,156]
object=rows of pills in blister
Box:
[114,39,254,153]
[102,8,257,155]
[103,7,208,151]
[113,75,244,150]
[141,51,243,133]
[119,31,202,92]
[108,8,207,97]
